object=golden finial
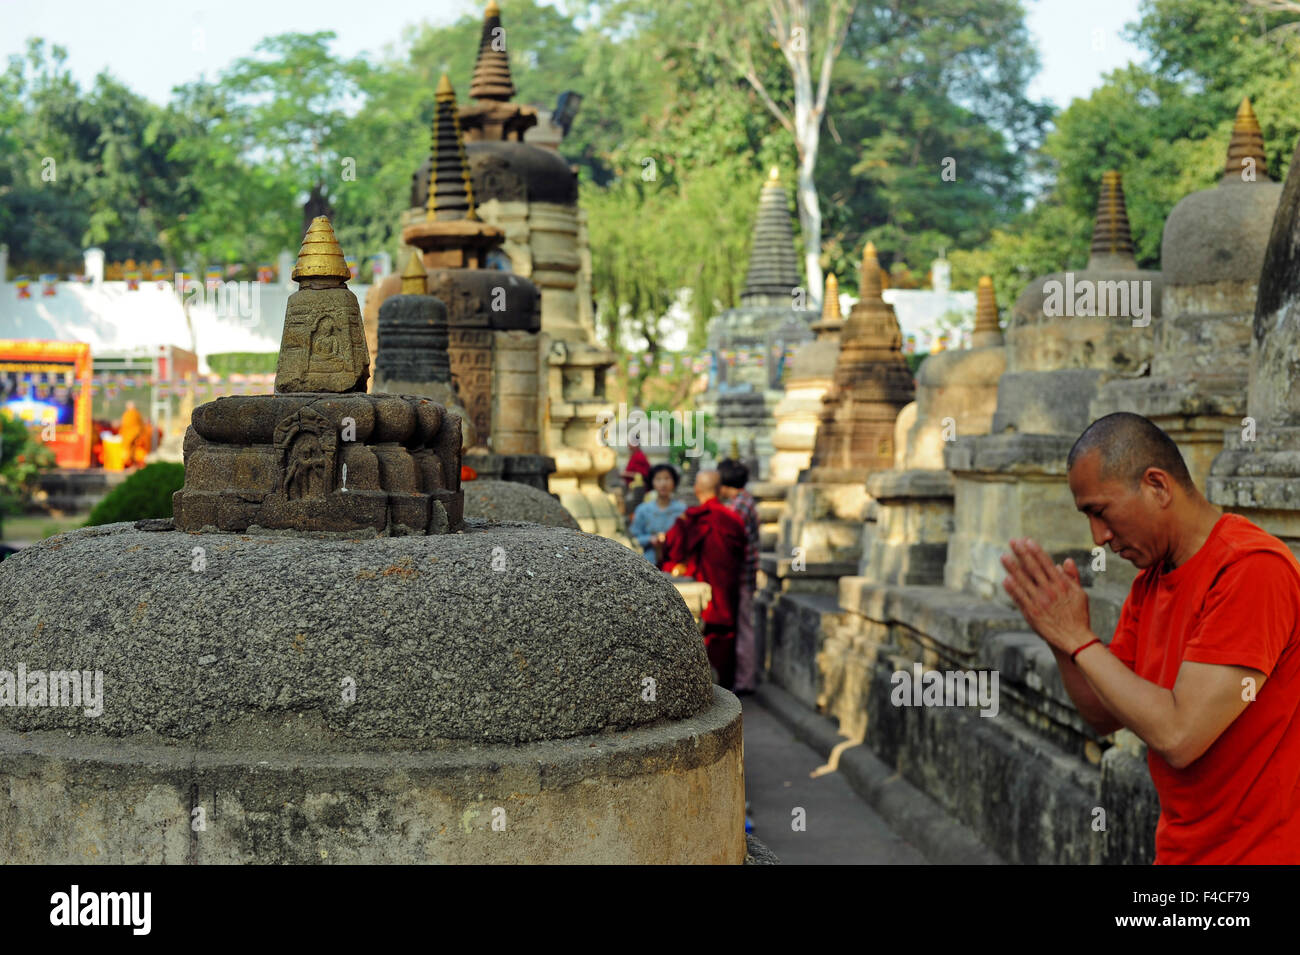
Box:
[1224,96,1269,181]
[768,166,780,183]
[435,72,455,102]
[400,249,427,295]
[860,242,884,299]
[486,0,501,14]
[292,216,350,281]
[974,276,998,333]
[822,273,841,322]
[730,437,741,459]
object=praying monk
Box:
[1001,412,1300,864]
[662,468,748,688]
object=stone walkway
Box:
[741,697,929,864]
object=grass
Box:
[0,513,84,545]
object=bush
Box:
[0,414,57,530]
[85,462,185,527]
[206,352,278,376]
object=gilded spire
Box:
[292,216,350,281]
[471,0,516,102]
[972,275,1003,348]
[400,249,428,295]
[426,73,477,222]
[768,166,780,184]
[1088,171,1136,267]
[821,273,841,322]
[1224,96,1270,181]
[859,242,883,300]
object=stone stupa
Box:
[699,168,816,477]
[860,275,1006,586]
[372,249,475,449]
[1092,98,1283,490]
[0,216,745,865]
[426,1,622,537]
[403,73,553,490]
[943,170,1162,600]
[174,217,464,535]
[1209,129,1300,551]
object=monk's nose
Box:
[1088,515,1111,547]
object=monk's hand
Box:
[1001,538,1092,655]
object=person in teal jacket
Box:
[629,464,686,562]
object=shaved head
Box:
[695,468,721,501]
[1068,413,1194,493]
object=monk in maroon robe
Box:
[661,469,748,688]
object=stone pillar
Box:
[493,328,540,454]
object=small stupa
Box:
[769,272,844,484]
[372,249,475,448]
[772,243,914,579]
[701,168,816,479]
[173,217,464,535]
[1093,98,1282,490]
[806,242,915,477]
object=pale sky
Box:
[0,0,1145,110]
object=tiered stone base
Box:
[174,392,463,535]
[1208,426,1300,557]
[861,468,953,586]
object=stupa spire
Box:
[971,275,1003,348]
[821,273,841,322]
[859,242,884,301]
[740,171,803,306]
[1224,96,1270,182]
[471,0,516,102]
[292,216,350,282]
[1088,171,1136,268]
[400,249,428,295]
[426,74,478,222]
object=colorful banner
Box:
[345,255,359,280]
[40,274,58,297]
[125,264,141,291]
[205,266,223,290]
[257,263,274,284]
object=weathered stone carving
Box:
[173,217,463,535]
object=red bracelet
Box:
[1071,638,1102,663]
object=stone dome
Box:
[0,521,711,746]
[1161,180,1284,286]
[463,479,580,528]
[1009,266,1164,375]
[411,141,578,210]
